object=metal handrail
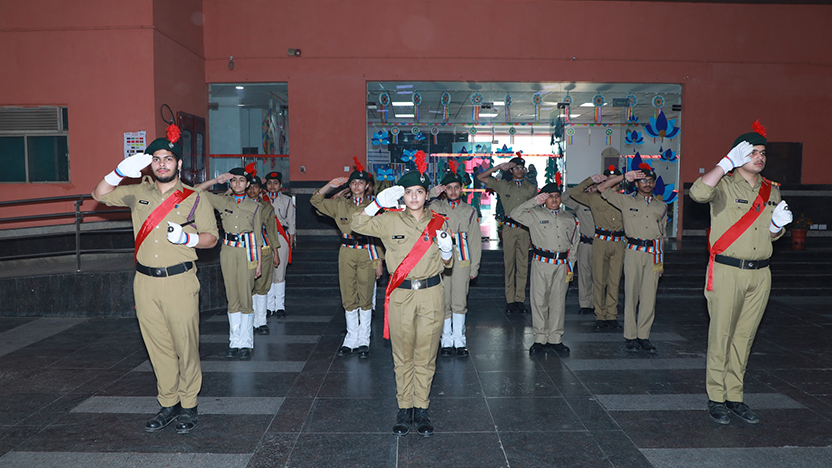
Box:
[0,194,131,272]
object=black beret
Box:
[540,183,562,194]
[440,172,464,186]
[396,170,431,189]
[228,167,252,181]
[265,171,282,182]
[603,165,622,177]
[145,137,181,158]
[508,156,525,167]
[250,175,263,186]
[732,132,767,150]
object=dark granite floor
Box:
[1,292,832,468]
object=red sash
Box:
[383,211,446,339]
[275,217,292,264]
[706,178,771,291]
[134,188,194,263]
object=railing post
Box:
[75,198,83,272]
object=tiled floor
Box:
[2,293,832,467]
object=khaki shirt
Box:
[482,177,536,219]
[351,210,451,280]
[429,196,482,275]
[204,192,264,257]
[690,172,783,260]
[510,198,580,263]
[270,192,296,236]
[310,191,372,235]
[99,177,218,268]
[259,200,281,250]
[602,189,667,239]
[562,188,595,238]
[569,177,623,231]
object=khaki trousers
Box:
[530,261,568,344]
[705,263,771,402]
[134,269,202,408]
[273,237,289,283]
[388,284,444,409]
[576,242,593,309]
[442,263,471,319]
[592,239,625,320]
[622,249,660,340]
[220,245,256,314]
[502,225,530,303]
[338,247,375,311]
[253,248,274,295]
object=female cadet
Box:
[247,175,280,335]
[198,169,263,359]
[351,152,453,437]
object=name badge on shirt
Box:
[339,217,349,222]
[540,220,550,224]
[735,199,749,204]
[392,235,405,239]
[138,200,149,205]
[629,208,639,212]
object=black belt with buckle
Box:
[714,255,770,270]
[341,235,368,246]
[596,227,625,237]
[224,232,248,242]
[531,247,568,260]
[398,275,441,290]
[626,237,654,248]
[580,234,594,245]
[136,261,194,278]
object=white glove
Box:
[364,185,405,215]
[717,142,753,174]
[105,152,153,185]
[436,230,453,260]
[770,200,793,233]
[167,221,199,247]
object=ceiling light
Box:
[396,84,413,89]
[492,102,505,106]
[395,114,415,118]
[559,114,582,118]
[479,113,499,118]
[236,86,244,90]
[392,102,413,107]
[580,103,594,107]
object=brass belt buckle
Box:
[412,279,423,290]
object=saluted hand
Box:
[718,141,754,174]
[328,177,348,187]
[534,192,550,205]
[364,185,404,215]
[590,174,607,184]
[105,153,152,185]
[624,170,646,183]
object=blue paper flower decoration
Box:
[401,149,416,162]
[644,110,679,140]
[459,146,468,154]
[413,132,426,142]
[659,147,678,163]
[654,176,677,203]
[377,167,395,181]
[628,113,639,123]
[625,131,644,146]
[372,130,390,146]
[496,144,513,154]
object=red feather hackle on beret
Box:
[244,162,256,176]
[166,123,181,144]
[448,160,458,174]
[639,162,651,171]
[415,150,428,174]
[752,119,767,138]
[353,156,364,173]
[609,165,616,172]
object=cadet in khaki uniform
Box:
[430,165,482,357]
[92,136,218,434]
[477,156,536,314]
[562,184,596,316]
[597,166,667,352]
[510,183,579,356]
[569,166,626,331]
[351,163,453,438]
[248,176,280,335]
[198,169,263,359]
[264,171,295,318]
[310,165,379,358]
[691,122,791,425]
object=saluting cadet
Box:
[596,165,667,353]
[690,121,792,425]
[562,181,596,316]
[247,176,281,335]
[264,171,295,318]
[476,155,537,314]
[351,151,453,437]
[310,159,379,358]
[92,133,218,434]
[429,161,482,357]
[510,183,579,356]
[569,166,626,331]
[198,169,263,360]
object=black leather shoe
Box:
[337,346,353,356]
[579,307,594,315]
[145,403,181,432]
[708,400,731,425]
[625,339,639,351]
[593,321,607,331]
[726,401,759,424]
[456,347,469,357]
[255,325,270,335]
[515,302,528,314]
[529,342,546,354]
[175,406,198,434]
[239,348,252,359]
[226,347,240,358]
[606,320,622,331]
[275,309,286,318]
[392,408,412,436]
[266,309,274,317]
[413,408,434,437]
[505,303,516,315]
[440,347,453,357]
[546,342,570,356]
[638,339,657,353]
[357,345,370,359]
